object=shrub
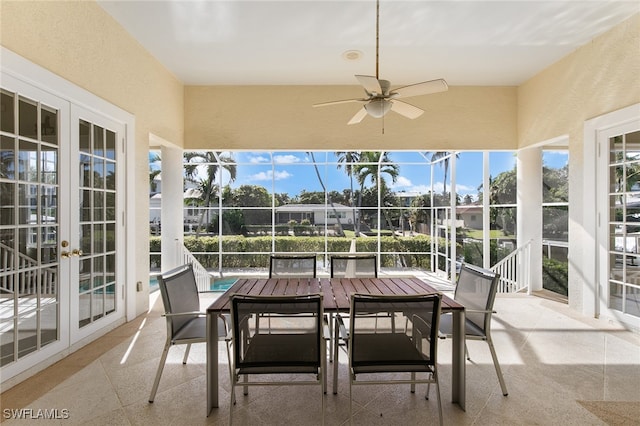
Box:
[150,234,452,272]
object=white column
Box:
[517,147,543,293]
[161,145,183,271]
[483,152,490,269]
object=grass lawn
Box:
[463,229,513,239]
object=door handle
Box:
[60,249,83,259]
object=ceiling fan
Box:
[313,0,448,125]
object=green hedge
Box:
[542,257,568,296]
[149,234,452,270]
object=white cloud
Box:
[273,154,302,163]
[390,176,413,188]
[248,155,269,164]
[249,170,292,181]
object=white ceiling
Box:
[97,1,639,86]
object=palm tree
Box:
[184,151,237,236]
[335,151,361,234]
[149,152,161,194]
[426,151,459,196]
[308,152,345,236]
[353,151,399,234]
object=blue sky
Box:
[214,151,567,200]
[153,150,568,200]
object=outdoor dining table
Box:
[206,277,466,416]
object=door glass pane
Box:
[18,97,37,139]
[1,181,15,226]
[40,106,58,146]
[1,90,15,133]
[0,89,60,367]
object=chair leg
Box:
[149,341,171,403]
[229,372,235,425]
[486,337,508,396]
[225,340,236,405]
[348,377,353,426]
[321,370,326,425]
[323,341,327,394]
[333,321,340,394]
[411,372,416,393]
[182,343,191,364]
[328,313,334,363]
[433,370,443,426]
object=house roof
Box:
[276,203,351,212]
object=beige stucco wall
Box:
[518,13,640,312]
[185,85,518,151]
[1,0,185,316]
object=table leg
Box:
[206,312,219,416]
[451,309,466,411]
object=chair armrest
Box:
[162,311,205,318]
[464,309,497,314]
[335,314,349,339]
[409,314,433,341]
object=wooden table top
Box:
[207,277,464,313]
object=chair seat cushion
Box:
[351,333,433,373]
[237,333,319,373]
[439,312,486,338]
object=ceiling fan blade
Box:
[355,75,383,95]
[347,107,368,125]
[390,100,424,119]
[313,98,368,107]
[393,79,448,98]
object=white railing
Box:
[177,242,212,292]
[491,239,532,293]
[0,242,57,296]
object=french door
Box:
[0,73,125,379]
[597,111,640,327]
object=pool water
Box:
[210,277,238,292]
[149,276,237,293]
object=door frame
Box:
[587,103,640,330]
[1,47,136,384]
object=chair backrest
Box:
[349,293,442,369]
[454,263,500,335]
[230,294,323,370]
[269,253,317,278]
[330,254,377,278]
[157,264,200,335]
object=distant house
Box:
[456,205,483,230]
[275,203,357,226]
[393,190,425,207]
[149,180,203,228]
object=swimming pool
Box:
[149,276,237,292]
[210,277,238,292]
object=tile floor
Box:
[2,290,639,425]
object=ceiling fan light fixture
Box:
[342,50,363,61]
[364,99,392,118]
